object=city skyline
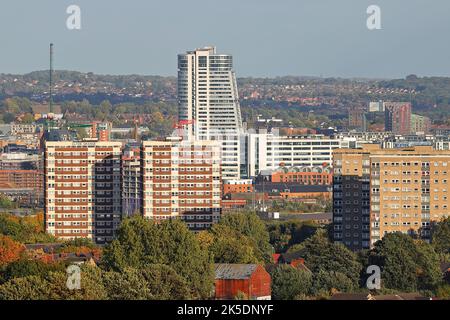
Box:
[1,0,450,78]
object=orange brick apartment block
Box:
[44,141,122,244]
[333,145,450,249]
[141,138,222,231]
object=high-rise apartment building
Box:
[141,137,222,231]
[410,114,431,135]
[44,141,122,244]
[332,147,373,251]
[333,145,450,250]
[178,47,243,179]
[384,102,412,135]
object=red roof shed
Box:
[214,264,271,300]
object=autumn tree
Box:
[0,235,25,268]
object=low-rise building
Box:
[223,179,253,195]
[214,264,271,300]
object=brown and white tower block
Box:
[44,141,122,244]
[141,138,222,231]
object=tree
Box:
[21,113,34,124]
[46,266,108,300]
[0,235,25,267]
[208,225,262,264]
[0,259,65,284]
[102,264,192,300]
[311,270,355,296]
[102,216,214,299]
[368,233,442,292]
[218,212,273,262]
[267,220,319,253]
[0,213,56,243]
[0,266,107,300]
[103,267,152,300]
[0,275,51,300]
[140,264,192,300]
[271,265,312,300]
[0,194,15,209]
[432,217,450,255]
[287,229,362,288]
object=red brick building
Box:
[44,141,122,244]
[0,169,43,190]
[269,166,332,185]
[214,264,271,300]
[223,179,253,195]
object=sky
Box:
[1,0,449,78]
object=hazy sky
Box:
[1,0,449,78]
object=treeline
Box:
[0,71,176,96]
[0,211,449,300]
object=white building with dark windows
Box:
[244,130,343,178]
[178,47,243,180]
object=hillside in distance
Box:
[1,71,450,121]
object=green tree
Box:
[0,259,65,284]
[104,264,193,300]
[0,195,15,209]
[102,216,213,299]
[267,220,319,253]
[271,265,313,300]
[46,266,107,300]
[368,233,442,292]
[311,270,356,296]
[0,275,51,300]
[140,264,192,300]
[287,229,362,287]
[208,225,262,264]
[218,212,273,262]
[432,217,450,255]
[21,113,34,124]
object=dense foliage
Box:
[0,212,448,300]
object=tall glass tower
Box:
[178,47,243,179]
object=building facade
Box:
[245,131,342,178]
[223,179,253,195]
[44,141,122,244]
[178,47,243,180]
[332,147,373,251]
[410,114,431,135]
[141,138,222,231]
[122,146,141,217]
[333,145,450,250]
[384,102,412,135]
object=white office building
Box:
[178,47,243,179]
[244,130,343,177]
